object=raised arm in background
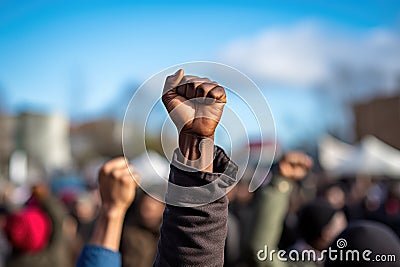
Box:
[251,152,313,267]
[76,157,140,267]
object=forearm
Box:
[155,189,228,267]
[76,209,124,267]
[157,70,233,266]
[89,208,125,252]
[76,155,136,267]
[154,144,238,267]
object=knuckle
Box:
[209,86,226,100]
[176,84,187,95]
[111,169,120,178]
[102,162,111,173]
[115,157,126,163]
[118,175,128,183]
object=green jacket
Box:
[250,175,318,267]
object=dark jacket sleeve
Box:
[154,146,238,267]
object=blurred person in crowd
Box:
[364,181,386,213]
[277,174,318,253]
[60,191,98,264]
[250,151,345,267]
[73,192,98,244]
[385,181,400,216]
[325,220,400,267]
[250,153,400,267]
[251,152,312,267]
[297,200,347,259]
[0,206,10,267]
[76,157,140,267]
[344,179,395,226]
[343,177,374,221]
[225,170,257,267]
[120,186,165,267]
[358,180,400,239]
[384,181,400,237]
[77,70,238,267]
[3,183,72,267]
[321,184,347,211]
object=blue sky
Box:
[0,0,399,147]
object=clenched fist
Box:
[89,157,140,251]
[162,69,226,138]
[98,157,140,215]
[279,152,313,180]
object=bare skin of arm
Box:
[89,157,140,252]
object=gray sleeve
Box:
[154,146,238,267]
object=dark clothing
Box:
[325,220,400,267]
[120,225,159,267]
[154,146,238,267]
[120,190,162,267]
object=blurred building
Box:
[70,118,173,164]
[0,115,16,179]
[71,119,121,161]
[70,119,124,162]
[353,95,400,149]
[16,112,72,173]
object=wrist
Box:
[100,205,127,221]
[90,205,126,252]
[178,132,214,172]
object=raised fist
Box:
[98,157,140,214]
[162,69,226,137]
[279,151,313,180]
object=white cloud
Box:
[220,22,400,94]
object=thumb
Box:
[163,69,184,93]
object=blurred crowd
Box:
[0,167,166,267]
[225,153,400,266]
[0,149,399,267]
